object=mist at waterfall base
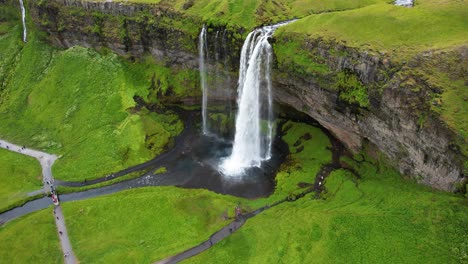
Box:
[163,126,287,198]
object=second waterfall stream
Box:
[19,0,27,42]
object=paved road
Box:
[0,139,77,263]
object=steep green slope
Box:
[0,23,193,181]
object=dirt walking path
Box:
[0,139,77,263]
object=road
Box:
[0,139,77,263]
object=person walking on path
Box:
[0,139,77,264]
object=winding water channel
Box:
[0,108,289,225]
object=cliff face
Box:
[273,37,466,191]
[29,0,244,70]
[26,0,466,191]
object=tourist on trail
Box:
[235,205,241,219]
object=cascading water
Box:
[221,21,293,176]
[199,25,208,134]
[19,0,27,42]
[198,27,234,137]
[394,0,413,6]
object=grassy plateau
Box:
[276,0,468,58]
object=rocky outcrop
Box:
[22,0,466,192]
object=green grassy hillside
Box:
[0,22,195,181]
[276,0,468,58]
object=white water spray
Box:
[221,21,293,176]
[199,25,208,134]
[394,0,413,7]
[19,0,27,42]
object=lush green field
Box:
[0,148,43,212]
[185,158,468,264]
[55,121,332,263]
[62,187,240,263]
[277,0,468,58]
[0,23,191,182]
[0,208,63,263]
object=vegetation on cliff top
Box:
[87,0,389,30]
[276,0,468,58]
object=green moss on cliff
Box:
[274,37,331,77]
[334,71,369,107]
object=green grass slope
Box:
[0,23,189,182]
[0,208,62,263]
[185,160,468,264]
[62,187,240,263]
[277,0,468,58]
[0,148,42,212]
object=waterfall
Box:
[19,0,27,42]
[199,25,208,134]
[199,27,233,137]
[394,0,413,6]
[221,21,293,176]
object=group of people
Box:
[46,180,60,205]
[0,142,27,152]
